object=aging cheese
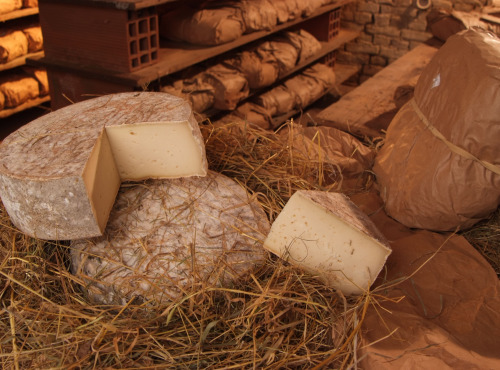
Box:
[0,92,207,240]
[71,171,270,305]
[264,191,391,295]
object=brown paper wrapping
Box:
[0,30,28,63]
[22,26,43,53]
[225,51,279,89]
[0,75,39,108]
[22,67,49,96]
[374,30,500,231]
[283,30,322,63]
[235,102,273,130]
[427,8,490,42]
[284,63,335,108]
[202,64,249,110]
[236,0,278,32]
[0,0,21,14]
[255,85,295,116]
[256,40,298,76]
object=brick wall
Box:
[339,0,488,83]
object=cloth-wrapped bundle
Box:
[426,9,489,42]
[23,0,38,8]
[161,75,215,113]
[225,51,279,89]
[256,39,299,77]
[255,85,296,117]
[0,75,39,108]
[284,63,335,108]
[22,67,49,96]
[0,31,28,63]
[283,30,322,63]
[0,0,21,14]
[235,102,273,130]
[374,30,500,231]
[159,5,245,46]
[22,26,43,53]
[202,64,249,110]
[236,0,279,32]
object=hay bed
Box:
[0,120,498,369]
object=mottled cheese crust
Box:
[0,92,208,240]
[264,191,391,295]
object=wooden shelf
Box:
[0,51,44,72]
[0,95,50,119]
[32,0,352,87]
[0,7,38,22]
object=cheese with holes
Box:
[71,171,270,305]
[0,92,207,240]
[264,191,391,295]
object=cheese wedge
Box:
[0,92,207,240]
[264,191,391,295]
[71,171,270,305]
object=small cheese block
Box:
[0,92,208,240]
[264,191,391,295]
[71,171,270,305]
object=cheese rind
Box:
[71,171,270,305]
[264,191,391,295]
[0,92,208,240]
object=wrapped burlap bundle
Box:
[374,30,500,231]
[0,75,39,108]
[161,75,215,113]
[236,0,278,32]
[225,51,279,89]
[284,63,335,108]
[235,102,273,130]
[159,5,244,46]
[0,0,21,14]
[303,63,336,88]
[22,26,43,53]
[202,64,249,110]
[256,39,298,76]
[0,30,28,63]
[255,85,296,116]
[427,9,489,42]
[283,30,322,63]
[22,67,49,96]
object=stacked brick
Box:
[339,0,488,83]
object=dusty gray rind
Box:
[71,171,270,305]
[0,92,208,240]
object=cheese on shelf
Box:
[71,171,270,305]
[0,92,208,240]
[264,191,391,295]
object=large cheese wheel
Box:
[264,191,391,295]
[71,171,270,305]
[0,92,208,240]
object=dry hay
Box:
[0,120,377,369]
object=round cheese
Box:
[0,92,208,240]
[71,171,270,305]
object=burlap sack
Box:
[0,30,28,63]
[159,6,245,46]
[22,26,43,53]
[235,102,273,130]
[236,0,278,32]
[255,85,295,116]
[283,30,322,63]
[374,30,500,231]
[225,51,279,89]
[22,67,49,96]
[0,0,21,14]
[349,192,500,370]
[0,75,39,108]
[427,9,489,42]
[202,64,249,110]
[256,40,298,76]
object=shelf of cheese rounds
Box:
[160,28,359,121]
[0,67,49,118]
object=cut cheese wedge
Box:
[264,191,391,295]
[0,92,207,240]
[71,171,270,305]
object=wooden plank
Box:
[0,8,38,22]
[315,40,441,139]
[0,96,50,119]
[0,52,44,72]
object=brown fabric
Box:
[283,30,322,63]
[0,0,21,14]
[278,125,375,190]
[236,0,278,32]
[256,39,298,76]
[255,85,295,116]
[0,75,39,108]
[0,30,28,63]
[22,26,43,53]
[202,64,249,110]
[225,51,279,89]
[159,6,245,46]
[22,67,49,96]
[374,30,500,231]
[349,192,500,370]
[427,9,489,42]
[235,102,272,130]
